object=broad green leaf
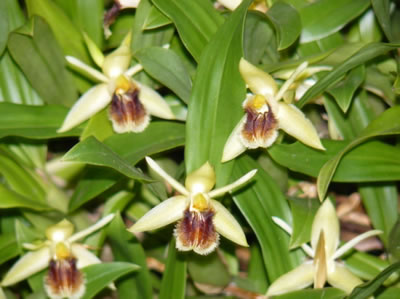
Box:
[289,198,320,249]
[159,239,186,299]
[107,214,152,299]
[243,11,278,65]
[232,156,303,282]
[81,262,140,299]
[327,65,365,112]
[365,67,395,106]
[344,251,390,282]
[0,233,18,264]
[62,136,151,181]
[388,218,400,262]
[269,140,400,183]
[80,108,114,142]
[317,105,400,200]
[377,288,400,299]
[299,0,370,43]
[0,103,82,139]
[266,2,301,50]
[0,183,48,210]
[360,184,397,247]
[275,288,346,299]
[8,16,77,107]
[104,122,185,164]
[26,0,90,62]
[247,244,269,293]
[188,252,231,287]
[152,0,224,62]
[349,262,400,299]
[69,168,120,212]
[143,5,172,30]
[298,43,400,108]
[0,0,9,55]
[136,47,192,103]
[185,0,251,186]
[371,0,394,42]
[131,0,174,55]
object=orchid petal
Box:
[333,229,382,260]
[66,56,108,82]
[1,247,51,286]
[185,162,216,194]
[71,244,101,269]
[217,0,241,10]
[211,199,248,247]
[138,83,175,119]
[83,33,104,68]
[124,64,144,77]
[277,102,325,150]
[102,33,131,78]
[327,263,363,294]
[145,157,189,196]
[208,169,257,198]
[128,196,189,233]
[274,65,332,80]
[57,83,112,133]
[221,116,247,162]
[0,287,5,299]
[274,62,308,102]
[266,261,314,296]
[311,200,339,261]
[118,0,140,8]
[239,58,278,98]
[68,214,115,243]
[271,216,314,257]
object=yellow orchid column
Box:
[128,157,257,255]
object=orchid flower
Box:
[128,157,257,255]
[57,33,174,134]
[266,200,382,296]
[1,214,115,299]
[222,58,325,162]
[104,0,140,38]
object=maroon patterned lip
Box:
[241,105,278,146]
[175,208,219,254]
[109,87,148,131]
[45,257,85,298]
[103,1,122,29]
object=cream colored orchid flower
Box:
[128,157,257,255]
[1,214,115,299]
[222,58,325,163]
[104,0,140,38]
[266,200,381,296]
[57,33,174,134]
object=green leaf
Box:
[298,43,400,108]
[159,239,186,299]
[0,183,48,210]
[275,288,346,299]
[266,2,301,50]
[371,0,394,42]
[0,103,82,139]
[152,0,223,62]
[136,47,192,103]
[107,214,153,299]
[232,156,303,282]
[388,218,400,262]
[0,0,9,56]
[26,0,90,62]
[185,0,251,186]
[81,262,140,299]
[247,244,269,293]
[104,122,185,164]
[299,0,370,43]
[317,105,400,200]
[269,140,400,183]
[327,65,365,112]
[62,136,151,181]
[8,16,77,107]
[289,198,320,249]
[349,262,400,299]
[0,233,18,264]
[360,184,398,247]
[143,5,172,30]
[69,168,120,212]
[344,251,390,282]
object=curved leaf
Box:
[317,106,400,200]
[0,183,48,210]
[152,0,223,61]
